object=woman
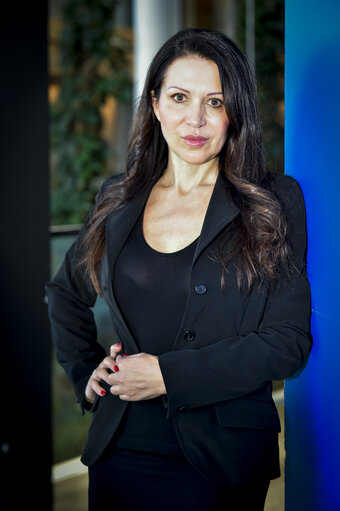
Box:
[47,28,312,510]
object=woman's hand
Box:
[109,352,167,401]
[85,343,122,402]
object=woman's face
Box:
[152,56,230,167]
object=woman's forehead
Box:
[162,57,222,91]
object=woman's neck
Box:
[160,153,219,194]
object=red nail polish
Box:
[100,390,106,396]
[114,365,119,372]
[117,343,122,348]
[123,353,129,357]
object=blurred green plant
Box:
[237,0,284,173]
[255,0,285,173]
[50,0,132,225]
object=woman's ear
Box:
[151,90,160,121]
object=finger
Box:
[118,394,131,401]
[109,386,133,401]
[90,378,107,397]
[110,343,122,357]
[106,369,120,389]
[115,354,124,365]
[92,366,114,386]
[100,356,117,372]
[110,384,121,396]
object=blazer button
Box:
[177,406,188,412]
[183,330,196,341]
[195,284,207,295]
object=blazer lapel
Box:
[106,185,153,282]
[193,172,240,265]
[104,181,154,353]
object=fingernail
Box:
[100,390,106,396]
[116,343,122,348]
[114,365,119,372]
[123,353,129,357]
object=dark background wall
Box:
[0,1,52,508]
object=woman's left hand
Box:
[108,349,167,401]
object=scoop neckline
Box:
[142,231,198,256]
[140,213,199,257]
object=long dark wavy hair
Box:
[80,28,291,294]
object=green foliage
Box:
[237,0,284,173]
[50,0,132,225]
[255,0,285,173]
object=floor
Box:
[53,402,285,511]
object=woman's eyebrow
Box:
[167,86,190,93]
[167,86,223,95]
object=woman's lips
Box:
[183,135,209,147]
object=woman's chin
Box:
[170,150,218,168]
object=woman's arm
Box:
[46,225,106,414]
[46,175,121,413]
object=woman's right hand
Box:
[85,343,122,403]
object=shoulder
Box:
[263,172,307,230]
[98,172,125,193]
[265,172,308,270]
[95,172,126,202]
[263,172,305,209]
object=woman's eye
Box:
[172,93,186,103]
[208,98,223,108]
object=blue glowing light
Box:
[285,1,340,509]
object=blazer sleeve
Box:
[158,176,312,418]
[46,174,122,414]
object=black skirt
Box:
[88,447,270,511]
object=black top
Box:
[112,210,198,455]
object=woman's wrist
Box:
[84,394,94,405]
[83,393,95,412]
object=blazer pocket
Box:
[215,397,281,432]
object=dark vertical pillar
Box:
[285,1,340,510]
[0,1,52,509]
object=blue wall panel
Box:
[285,1,340,509]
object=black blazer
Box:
[46,171,312,485]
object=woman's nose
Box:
[185,101,206,128]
